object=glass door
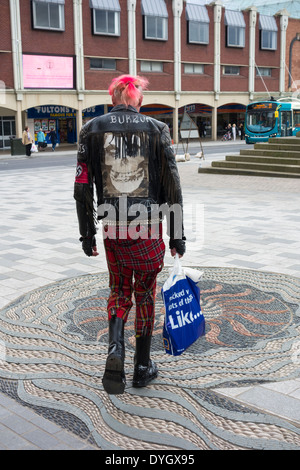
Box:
[281,111,292,136]
[0,117,16,148]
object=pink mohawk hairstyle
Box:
[108,74,149,107]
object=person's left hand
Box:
[80,236,99,257]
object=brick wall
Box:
[254,14,280,93]
[20,0,74,55]
[83,0,129,91]
[136,0,174,91]
[220,9,249,93]
[0,0,14,89]
[0,0,299,96]
[286,18,300,91]
[181,4,214,92]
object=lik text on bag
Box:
[162,255,205,356]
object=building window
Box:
[225,10,245,48]
[90,58,116,70]
[144,16,167,40]
[141,0,168,41]
[184,64,204,74]
[223,66,240,75]
[140,61,163,72]
[186,2,209,44]
[256,67,272,77]
[188,21,209,44]
[261,30,277,50]
[32,0,65,31]
[92,10,120,35]
[227,26,245,47]
[259,15,277,50]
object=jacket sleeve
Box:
[160,124,185,240]
[73,125,97,238]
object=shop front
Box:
[28,106,77,145]
[27,105,105,145]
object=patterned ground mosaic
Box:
[0,267,300,450]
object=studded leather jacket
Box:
[74,104,185,250]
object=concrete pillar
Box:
[9,0,23,92]
[10,0,23,136]
[73,0,85,92]
[73,0,85,142]
[16,95,23,138]
[213,1,222,98]
[173,99,179,144]
[247,7,257,99]
[128,0,137,76]
[77,95,83,138]
[172,0,183,96]
[172,0,183,144]
[212,1,222,140]
[211,105,217,141]
[277,9,289,94]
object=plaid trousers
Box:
[103,224,165,337]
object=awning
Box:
[186,3,210,23]
[224,10,246,27]
[89,0,120,11]
[259,15,278,31]
[141,0,168,18]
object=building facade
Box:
[0,0,299,148]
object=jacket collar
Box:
[110,104,138,113]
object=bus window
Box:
[293,110,300,131]
[246,107,276,133]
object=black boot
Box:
[102,315,126,394]
[132,336,158,388]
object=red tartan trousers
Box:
[103,224,165,337]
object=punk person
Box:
[74,74,185,394]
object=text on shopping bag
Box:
[166,286,202,330]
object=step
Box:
[240,149,300,158]
[198,166,300,178]
[211,160,300,174]
[254,143,300,152]
[226,154,300,165]
[269,137,300,145]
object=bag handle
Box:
[172,253,183,276]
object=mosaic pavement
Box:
[0,267,300,450]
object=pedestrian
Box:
[227,123,232,139]
[37,128,46,151]
[22,126,33,156]
[74,74,186,395]
[232,123,236,140]
[239,122,245,140]
[49,129,57,151]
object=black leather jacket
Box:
[74,104,184,242]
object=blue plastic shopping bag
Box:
[162,255,205,356]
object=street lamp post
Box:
[288,32,300,91]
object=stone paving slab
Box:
[0,150,299,449]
